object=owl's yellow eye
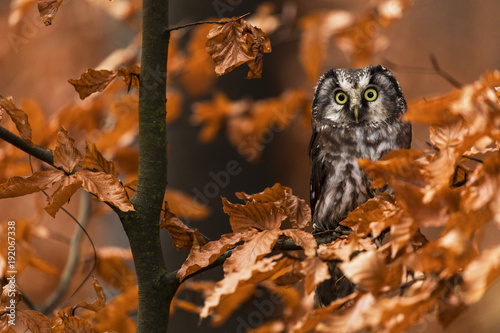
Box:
[335,91,348,104]
[364,88,378,101]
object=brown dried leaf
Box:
[44,174,82,217]
[302,256,330,294]
[282,229,317,256]
[37,0,63,26]
[93,285,138,333]
[68,68,118,100]
[76,277,106,312]
[96,247,135,292]
[222,197,287,232]
[206,18,271,78]
[160,201,206,251]
[211,284,256,326]
[180,24,216,97]
[53,127,82,174]
[177,229,258,282]
[200,254,283,319]
[83,141,119,177]
[17,309,51,333]
[460,245,500,304]
[298,11,354,83]
[117,65,140,89]
[224,229,281,274]
[164,189,210,220]
[0,170,65,199]
[0,96,34,147]
[76,170,134,212]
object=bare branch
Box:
[166,13,251,32]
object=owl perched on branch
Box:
[309,65,412,304]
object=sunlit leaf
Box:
[96,247,135,292]
[160,201,206,250]
[164,189,210,220]
[17,309,51,333]
[222,197,287,232]
[44,174,82,217]
[0,96,34,147]
[302,256,330,294]
[461,245,500,304]
[117,65,140,89]
[68,68,118,100]
[37,0,63,26]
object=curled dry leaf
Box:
[301,256,330,295]
[44,174,82,217]
[17,310,51,333]
[222,197,287,232]
[96,247,136,292]
[0,170,65,199]
[0,96,34,147]
[53,127,83,174]
[68,68,118,100]
[83,141,119,177]
[37,0,63,26]
[160,201,206,251]
[164,189,210,220]
[76,277,106,312]
[206,17,271,79]
[117,65,140,89]
[177,229,258,282]
[76,170,134,212]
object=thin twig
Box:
[166,13,250,32]
[429,54,463,88]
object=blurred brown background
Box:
[1,0,500,332]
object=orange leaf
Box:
[117,65,140,89]
[160,201,206,250]
[8,0,37,26]
[68,68,118,100]
[44,174,82,217]
[282,229,317,256]
[223,229,281,274]
[76,277,106,312]
[177,229,258,281]
[75,170,134,212]
[0,96,34,147]
[461,245,500,304]
[96,247,135,292]
[163,189,210,220]
[53,127,82,174]
[0,170,65,199]
[222,197,287,232]
[37,0,63,26]
[301,256,330,294]
[83,141,119,177]
[206,18,271,78]
[17,309,51,333]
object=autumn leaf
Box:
[164,189,210,220]
[0,170,65,199]
[53,127,82,174]
[68,68,119,100]
[298,11,353,83]
[0,96,34,147]
[8,0,37,26]
[177,229,258,281]
[76,170,134,212]
[37,0,63,26]
[44,174,82,217]
[282,229,317,256]
[222,197,287,232]
[17,310,51,333]
[206,17,271,79]
[83,141,119,177]
[117,65,140,89]
[302,256,330,294]
[160,201,206,251]
[96,247,136,292]
[76,277,106,312]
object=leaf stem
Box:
[166,12,250,33]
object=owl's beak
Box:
[354,106,359,123]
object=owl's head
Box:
[311,65,406,128]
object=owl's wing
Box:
[397,122,412,149]
[309,129,324,219]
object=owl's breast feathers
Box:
[309,120,411,231]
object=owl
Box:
[309,65,412,305]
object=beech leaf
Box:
[53,127,82,174]
[37,0,63,26]
[117,65,140,89]
[177,229,258,282]
[76,277,106,312]
[44,175,82,217]
[96,247,136,292]
[222,197,287,232]
[68,68,118,100]
[0,96,34,147]
[164,189,210,220]
[0,170,65,199]
[206,17,271,78]
[83,141,119,177]
[160,201,206,251]
[75,170,134,212]
[302,256,330,295]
